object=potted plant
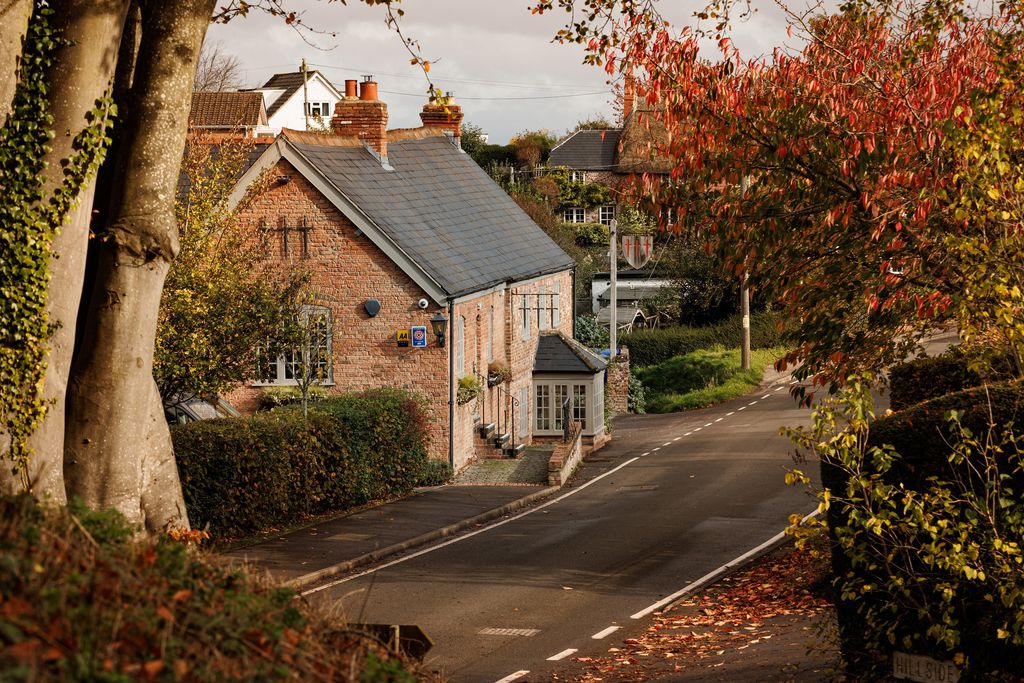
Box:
[457,375,484,405]
[486,360,511,387]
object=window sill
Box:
[249,381,337,388]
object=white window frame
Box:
[568,170,585,183]
[563,207,585,223]
[599,205,616,226]
[532,375,605,437]
[456,315,466,376]
[255,304,334,386]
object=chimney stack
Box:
[331,75,388,158]
[623,75,635,121]
[420,93,464,139]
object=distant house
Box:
[249,67,346,133]
[548,129,622,227]
[188,91,273,140]
[224,79,608,470]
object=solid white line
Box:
[761,394,770,399]
[493,670,530,683]
[592,625,621,639]
[726,411,735,416]
[547,648,578,661]
[302,456,642,595]
[629,509,821,620]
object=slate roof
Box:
[548,129,621,170]
[189,92,266,129]
[284,131,575,298]
[534,332,608,374]
[259,70,338,118]
[177,142,271,201]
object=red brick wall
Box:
[226,159,450,461]
[225,158,576,471]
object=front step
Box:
[493,433,510,448]
[478,423,496,439]
[502,443,526,458]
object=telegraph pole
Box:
[740,176,750,370]
[609,218,618,361]
[301,58,310,130]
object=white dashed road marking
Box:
[592,625,621,640]
[494,670,530,683]
[715,418,723,422]
[547,649,578,661]
[673,436,682,441]
[726,411,735,416]
[748,401,758,406]
[653,447,661,452]
[762,394,770,399]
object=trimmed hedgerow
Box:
[888,347,1018,410]
[0,494,420,682]
[622,311,782,367]
[173,388,431,539]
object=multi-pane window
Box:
[487,307,494,362]
[553,384,569,432]
[563,207,585,223]
[258,305,332,385]
[552,282,561,328]
[305,101,332,117]
[456,315,466,375]
[535,385,551,431]
[568,170,585,182]
[573,384,588,428]
[599,205,616,226]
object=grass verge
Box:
[639,347,783,413]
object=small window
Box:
[258,305,333,385]
[599,205,616,226]
[568,170,585,182]
[535,385,551,432]
[520,294,531,340]
[573,384,588,429]
[456,315,466,376]
[487,307,494,362]
[563,207,585,223]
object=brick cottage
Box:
[223,78,608,470]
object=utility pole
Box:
[740,176,750,370]
[609,218,618,361]
[301,58,310,131]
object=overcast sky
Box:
[206,1,814,144]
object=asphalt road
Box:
[309,373,817,682]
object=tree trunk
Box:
[64,0,214,528]
[0,0,31,122]
[0,0,129,502]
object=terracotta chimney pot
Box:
[344,79,358,99]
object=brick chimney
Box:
[622,75,635,121]
[331,76,388,157]
[420,94,463,138]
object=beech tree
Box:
[0,0,408,532]
[536,0,1024,394]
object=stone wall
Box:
[607,345,631,416]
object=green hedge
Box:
[173,388,432,539]
[622,312,782,367]
[888,347,1018,410]
[821,381,1024,677]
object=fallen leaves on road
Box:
[548,543,837,682]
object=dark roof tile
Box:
[549,129,621,170]
[534,332,608,374]
[189,92,266,129]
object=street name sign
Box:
[893,652,960,683]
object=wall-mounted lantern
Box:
[430,312,448,347]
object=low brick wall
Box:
[548,422,584,487]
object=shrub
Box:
[636,346,734,396]
[258,385,327,411]
[622,312,782,367]
[567,221,610,247]
[791,377,1024,680]
[575,313,609,348]
[627,365,647,414]
[416,459,453,487]
[457,375,483,405]
[173,388,431,539]
[888,346,1018,410]
[0,495,416,681]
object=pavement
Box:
[220,367,839,681]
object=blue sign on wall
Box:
[411,325,428,348]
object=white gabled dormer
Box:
[253,66,344,133]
